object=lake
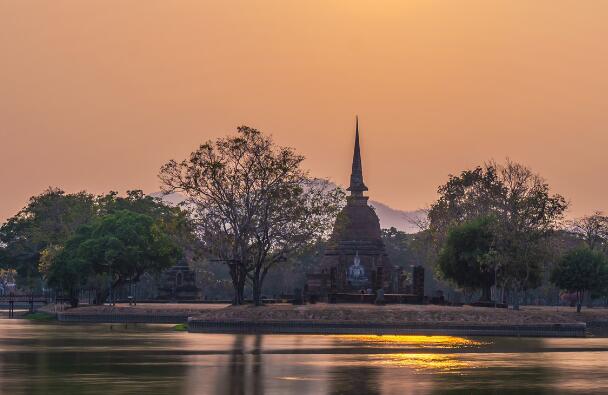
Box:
[1,319,607,394]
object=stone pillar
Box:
[376,266,383,291]
[330,267,337,291]
[412,266,425,303]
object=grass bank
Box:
[24,312,57,321]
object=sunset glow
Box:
[2,1,608,220]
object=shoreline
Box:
[54,313,589,337]
[187,319,587,337]
[46,303,608,337]
[57,312,188,324]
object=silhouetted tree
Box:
[428,160,568,307]
[570,211,608,252]
[160,126,343,305]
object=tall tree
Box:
[570,211,608,252]
[160,126,343,305]
[47,210,179,306]
[428,160,568,306]
[551,247,608,312]
[0,188,96,289]
[437,216,497,301]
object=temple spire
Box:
[347,116,368,196]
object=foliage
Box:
[191,259,234,300]
[428,160,568,303]
[0,188,96,288]
[437,216,497,300]
[551,247,608,312]
[160,126,344,305]
[261,239,327,297]
[381,227,416,267]
[47,210,179,306]
[0,188,195,298]
[570,211,608,253]
[98,190,201,265]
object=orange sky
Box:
[1,1,608,222]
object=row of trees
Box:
[429,161,608,311]
[0,189,192,306]
[1,127,344,306]
[3,125,607,310]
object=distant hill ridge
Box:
[152,192,424,234]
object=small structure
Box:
[158,259,201,300]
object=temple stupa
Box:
[306,119,403,300]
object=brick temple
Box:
[306,119,420,302]
[158,258,201,301]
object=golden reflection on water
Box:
[330,335,482,374]
[335,335,483,348]
[369,353,472,372]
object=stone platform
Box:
[44,303,608,337]
[187,319,587,337]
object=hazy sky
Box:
[2,1,608,222]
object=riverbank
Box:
[188,304,599,337]
[190,304,608,324]
[187,319,586,337]
[48,303,608,337]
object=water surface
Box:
[1,319,607,394]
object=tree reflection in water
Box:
[0,322,189,395]
[328,364,381,395]
[3,322,608,394]
[252,334,264,395]
[221,335,246,395]
[217,334,264,395]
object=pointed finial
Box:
[347,116,368,196]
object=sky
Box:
[1,1,608,222]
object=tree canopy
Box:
[437,215,497,301]
[428,160,568,304]
[0,188,96,287]
[551,247,608,312]
[47,210,179,306]
[381,227,415,267]
[160,126,344,305]
[0,188,193,297]
[570,211,608,253]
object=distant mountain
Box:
[152,191,184,206]
[368,200,425,234]
[152,192,425,234]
